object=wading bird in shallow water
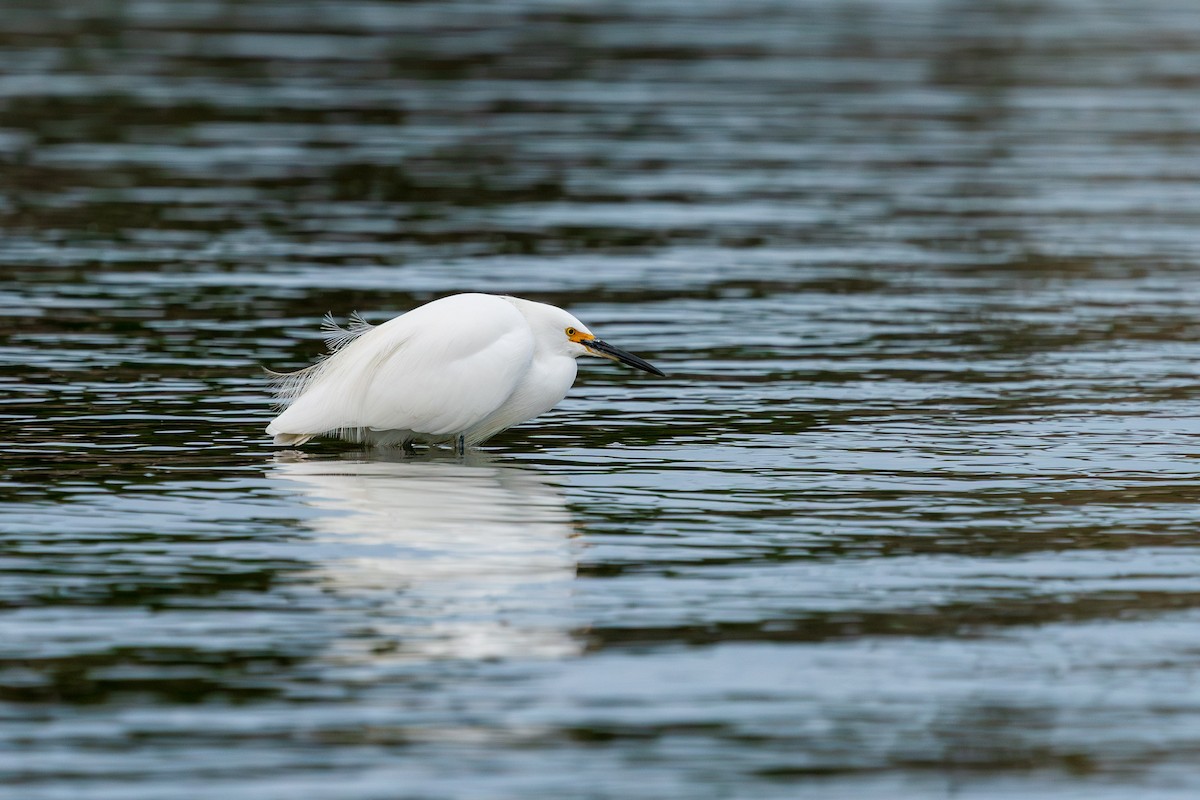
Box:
[266,293,664,452]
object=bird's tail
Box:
[272,432,314,447]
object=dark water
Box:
[5,0,1200,797]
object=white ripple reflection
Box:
[272,456,581,662]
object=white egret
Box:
[265,292,664,451]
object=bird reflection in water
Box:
[271,454,582,661]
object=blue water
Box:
[5,1,1200,797]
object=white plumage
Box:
[265,293,663,450]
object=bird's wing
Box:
[267,294,533,439]
[359,307,533,435]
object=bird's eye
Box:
[565,327,577,337]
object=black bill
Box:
[586,339,666,377]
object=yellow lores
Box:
[266,293,664,452]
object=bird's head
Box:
[514,298,665,377]
[561,320,665,376]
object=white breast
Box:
[465,352,578,445]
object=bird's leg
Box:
[455,434,466,456]
[401,439,416,455]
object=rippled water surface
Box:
[6,1,1200,797]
